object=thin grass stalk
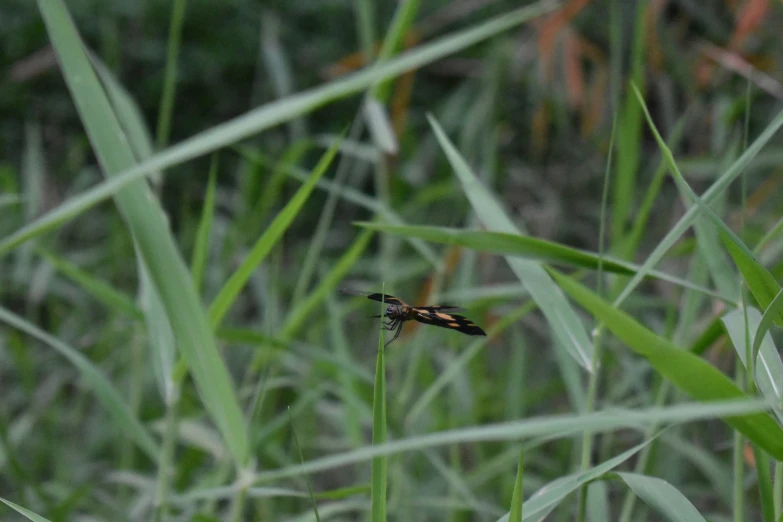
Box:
[155,0,187,149]
[576,114,616,522]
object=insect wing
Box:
[362,293,406,306]
[340,288,406,306]
[413,309,486,336]
[416,304,461,311]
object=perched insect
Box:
[343,290,487,346]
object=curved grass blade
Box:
[251,399,768,484]
[722,307,783,424]
[547,267,783,460]
[0,498,52,522]
[38,0,248,465]
[0,0,559,258]
[496,439,655,522]
[616,473,706,522]
[753,288,783,369]
[0,306,159,460]
[427,114,594,371]
[353,222,730,302]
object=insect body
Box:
[344,290,487,346]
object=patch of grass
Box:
[4,0,783,520]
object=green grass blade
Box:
[252,399,768,483]
[208,138,341,329]
[586,482,611,522]
[722,308,783,424]
[617,473,706,522]
[155,0,187,149]
[353,222,730,302]
[753,288,783,368]
[508,449,524,522]
[723,236,783,326]
[427,114,594,371]
[499,438,655,522]
[0,306,159,460]
[371,305,388,522]
[192,156,218,295]
[611,3,646,246]
[371,0,420,101]
[0,0,558,258]
[96,40,180,407]
[38,0,248,465]
[547,267,783,459]
[138,254,177,404]
[0,498,53,522]
[35,247,143,320]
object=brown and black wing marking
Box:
[413,307,487,337]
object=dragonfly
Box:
[343,289,487,346]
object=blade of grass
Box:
[251,399,768,484]
[0,306,159,460]
[191,155,218,295]
[38,0,248,465]
[371,0,420,102]
[207,137,342,329]
[371,293,388,522]
[753,288,783,368]
[0,0,560,258]
[617,472,706,522]
[508,449,524,522]
[353,222,730,302]
[137,251,177,405]
[723,236,783,326]
[0,498,53,522]
[155,0,187,149]
[501,439,655,522]
[547,267,783,459]
[427,114,594,371]
[611,2,646,245]
[722,308,783,425]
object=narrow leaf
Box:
[547,268,783,459]
[617,472,706,522]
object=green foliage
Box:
[4,0,783,520]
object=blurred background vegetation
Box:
[3,0,783,521]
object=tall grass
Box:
[3,0,783,521]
